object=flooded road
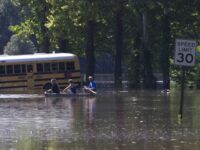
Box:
[0,90,200,150]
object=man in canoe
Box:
[84,76,97,94]
[63,79,77,95]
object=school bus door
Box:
[27,64,34,89]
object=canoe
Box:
[44,92,96,97]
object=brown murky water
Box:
[0,89,199,150]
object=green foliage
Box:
[9,19,35,37]
[46,0,84,52]
[0,0,20,53]
[11,0,51,52]
[4,34,36,55]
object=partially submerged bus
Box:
[0,53,81,93]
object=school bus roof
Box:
[0,53,77,63]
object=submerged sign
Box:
[174,39,197,67]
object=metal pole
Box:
[179,67,185,119]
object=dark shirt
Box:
[51,83,60,94]
[70,87,76,94]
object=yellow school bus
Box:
[0,53,81,93]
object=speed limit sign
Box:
[174,39,197,67]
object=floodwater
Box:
[0,90,200,150]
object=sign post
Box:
[174,39,196,119]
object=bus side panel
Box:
[0,75,27,91]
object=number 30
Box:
[177,53,193,63]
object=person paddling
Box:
[83,76,97,94]
[63,79,77,95]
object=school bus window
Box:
[27,65,33,73]
[14,64,21,74]
[6,65,13,74]
[0,66,5,75]
[59,62,65,72]
[52,63,58,72]
[44,63,50,72]
[37,64,43,73]
[66,62,75,70]
[22,64,26,73]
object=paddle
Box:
[83,86,97,95]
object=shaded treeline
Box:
[1,0,200,89]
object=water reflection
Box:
[0,90,200,149]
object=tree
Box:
[46,0,82,52]
[141,12,155,88]
[0,0,20,54]
[161,0,171,89]
[4,34,36,55]
[11,0,50,52]
[114,0,124,88]
[80,0,97,78]
[85,20,96,78]
[130,0,155,88]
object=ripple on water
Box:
[0,94,44,99]
[0,90,199,149]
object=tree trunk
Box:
[86,20,96,79]
[30,34,39,51]
[114,2,123,88]
[161,2,170,90]
[39,2,50,53]
[141,12,154,88]
[0,16,12,54]
[58,38,69,53]
[40,29,50,53]
[133,32,141,88]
